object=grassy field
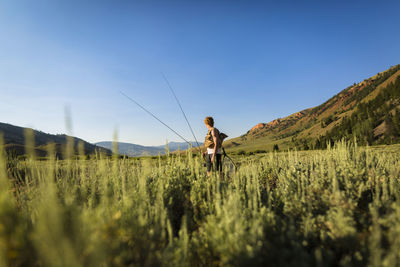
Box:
[1,139,400,267]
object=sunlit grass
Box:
[1,138,400,266]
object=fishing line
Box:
[120,91,192,146]
[160,75,238,170]
[162,73,202,150]
[222,147,238,171]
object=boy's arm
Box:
[211,129,220,162]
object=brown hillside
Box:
[224,64,400,152]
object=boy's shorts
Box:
[206,153,222,172]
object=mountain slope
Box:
[225,64,400,152]
[95,142,164,157]
[96,141,203,157]
[0,122,110,157]
[153,141,204,151]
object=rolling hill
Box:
[0,122,110,157]
[95,141,203,157]
[224,64,400,152]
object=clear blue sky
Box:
[1,0,399,145]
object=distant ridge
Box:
[0,122,110,157]
[225,64,400,152]
[95,141,203,157]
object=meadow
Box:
[1,138,400,267]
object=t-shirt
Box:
[207,147,222,155]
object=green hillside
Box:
[0,122,110,157]
[224,64,400,153]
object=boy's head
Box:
[204,116,214,127]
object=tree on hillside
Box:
[273,144,279,152]
[303,140,310,150]
[384,114,395,143]
[393,110,400,137]
[314,138,321,149]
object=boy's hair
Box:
[204,116,214,127]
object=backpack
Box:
[204,128,228,149]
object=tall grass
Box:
[1,138,400,266]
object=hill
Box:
[224,64,400,152]
[0,122,110,157]
[95,141,203,157]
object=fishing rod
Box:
[161,73,202,153]
[121,84,237,170]
[120,91,193,147]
